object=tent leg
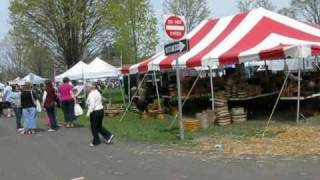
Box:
[263,68,291,136]
[119,74,147,122]
[128,74,131,104]
[297,58,302,124]
[119,76,126,106]
[153,71,162,111]
[209,66,215,111]
[168,70,202,129]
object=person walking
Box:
[8,84,23,132]
[2,82,14,117]
[58,77,75,128]
[21,82,38,134]
[86,83,113,147]
[42,80,58,132]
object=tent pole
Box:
[263,67,291,136]
[119,76,126,106]
[128,74,131,104]
[209,66,215,111]
[297,58,302,124]
[120,73,147,122]
[153,71,162,111]
[168,70,202,129]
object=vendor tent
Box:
[8,77,22,85]
[22,73,47,84]
[55,61,89,82]
[121,8,320,74]
[86,57,120,79]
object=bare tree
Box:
[10,0,108,68]
[278,7,297,19]
[237,0,275,12]
[0,35,27,78]
[163,0,210,32]
[290,0,320,24]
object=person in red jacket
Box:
[42,80,58,132]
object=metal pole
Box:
[209,66,215,111]
[297,58,301,124]
[175,54,184,141]
[119,76,126,106]
[128,74,131,104]
[263,67,291,136]
[153,71,162,111]
[120,73,147,122]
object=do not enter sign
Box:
[164,15,186,41]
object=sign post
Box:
[164,15,187,141]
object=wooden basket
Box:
[183,118,200,132]
[140,112,149,120]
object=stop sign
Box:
[164,15,186,41]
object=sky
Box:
[0,0,291,41]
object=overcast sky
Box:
[0,0,290,41]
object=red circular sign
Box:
[165,16,186,41]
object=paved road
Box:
[1,116,320,180]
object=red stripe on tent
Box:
[258,44,289,60]
[158,19,219,70]
[186,12,249,68]
[138,59,152,73]
[121,66,130,74]
[219,17,320,64]
[137,54,162,73]
[312,45,320,56]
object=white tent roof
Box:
[55,58,119,82]
[86,57,120,79]
[22,73,47,84]
[55,61,89,81]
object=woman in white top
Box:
[86,82,113,147]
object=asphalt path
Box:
[1,116,320,180]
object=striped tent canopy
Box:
[121,8,320,74]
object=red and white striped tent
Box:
[121,8,320,74]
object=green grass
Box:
[44,106,281,145]
[102,88,124,104]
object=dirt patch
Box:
[195,125,320,157]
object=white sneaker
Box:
[107,135,114,144]
[17,128,24,132]
[89,143,95,147]
[48,129,56,132]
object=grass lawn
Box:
[39,87,319,145]
[102,88,124,104]
[40,106,284,145]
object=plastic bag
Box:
[74,103,83,116]
[36,100,42,112]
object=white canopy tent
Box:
[8,77,22,85]
[55,61,89,82]
[86,57,120,79]
[0,82,4,89]
[22,73,47,84]
[55,58,120,82]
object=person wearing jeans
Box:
[8,84,22,131]
[22,107,37,132]
[58,77,75,128]
[42,80,58,131]
[86,82,113,147]
[21,82,38,134]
